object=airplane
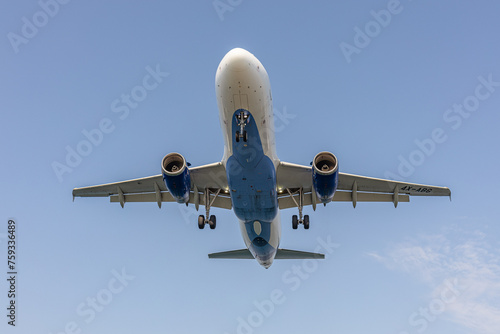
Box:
[73,48,451,269]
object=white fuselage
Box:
[215,48,281,268]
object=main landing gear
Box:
[287,188,310,229]
[198,214,216,230]
[292,214,309,230]
[235,110,249,143]
[198,188,221,230]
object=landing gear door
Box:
[233,94,249,111]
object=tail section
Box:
[208,248,324,259]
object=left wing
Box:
[72,162,232,209]
[276,161,451,209]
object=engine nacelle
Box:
[312,151,339,204]
[161,153,191,204]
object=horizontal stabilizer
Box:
[208,248,324,259]
[208,249,253,259]
[275,249,324,259]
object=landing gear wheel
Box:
[303,215,310,229]
[209,215,216,229]
[292,215,298,229]
[235,131,240,142]
[242,130,247,142]
[198,215,205,229]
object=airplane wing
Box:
[72,162,232,209]
[276,161,451,209]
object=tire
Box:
[236,131,240,142]
[243,130,247,142]
[292,215,298,229]
[304,215,310,230]
[198,215,205,229]
[209,215,216,229]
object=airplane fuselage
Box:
[215,48,281,268]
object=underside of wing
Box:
[276,161,451,209]
[337,173,451,196]
[276,161,313,192]
[72,174,165,197]
[72,162,232,209]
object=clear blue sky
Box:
[1,1,500,333]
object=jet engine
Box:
[312,151,339,204]
[161,153,191,204]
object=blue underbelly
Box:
[226,155,278,222]
[226,109,278,223]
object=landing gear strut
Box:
[286,187,310,229]
[235,110,249,142]
[198,188,220,230]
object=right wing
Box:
[276,161,451,209]
[72,162,232,209]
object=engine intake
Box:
[161,153,191,204]
[312,151,339,204]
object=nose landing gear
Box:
[235,130,247,143]
[235,110,249,143]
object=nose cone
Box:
[221,48,254,72]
